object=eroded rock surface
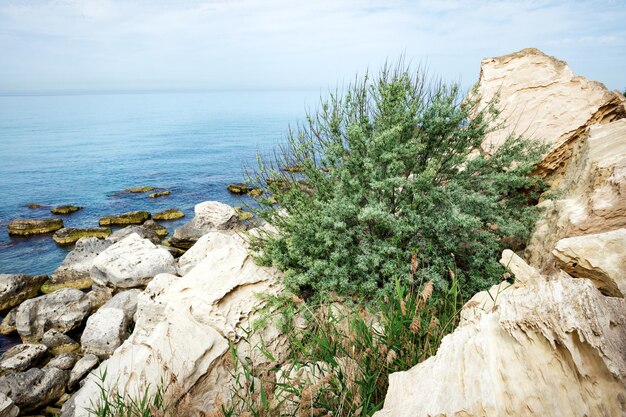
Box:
[0,274,47,312]
[169,201,238,249]
[0,367,68,413]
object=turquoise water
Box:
[0,90,318,276]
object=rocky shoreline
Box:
[0,48,625,417]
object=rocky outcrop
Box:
[62,230,286,416]
[7,218,63,236]
[91,234,177,290]
[169,201,238,249]
[0,274,47,312]
[0,367,68,412]
[45,238,113,293]
[153,209,185,221]
[471,48,625,181]
[50,206,82,215]
[553,228,626,297]
[176,231,237,275]
[98,211,150,226]
[374,254,626,417]
[526,119,626,270]
[52,227,111,246]
[16,289,92,343]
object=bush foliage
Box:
[247,62,545,298]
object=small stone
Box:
[107,225,160,244]
[148,190,171,198]
[7,219,63,237]
[68,354,98,389]
[0,392,19,417]
[0,344,48,374]
[41,329,80,355]
[153,209,185,221]
[0,274,47,312]
[44,353,79,370]
[142,220,168,238]
[50,206,82,215]
[98,211,150,227]
[52,227,111,246]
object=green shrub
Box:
[247,62,546,298]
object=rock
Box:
[0,367,68,412]
[7,219,63,236]
[45,238,113,294]
[101,290,141,323]
[27,204,42,209]
[177,231,238,276]
[553,228,626,297]
[41,330,80,355]
[470,48,626,181]
[91,233,177,290]
[81,308,128,359]
[281,165,303,173]
[0,274,47,312]
[148,190,171,198]
[0,392,19,417]
[159,243,186,258]
[44,353,79,371]
[0,308,18,335]
[107,225,161,245]
[373,255,626,417]
[169,201,238,249]
[0,344,47,374]
[62,232,285,416]
[16,289,92,343]
[50,206,82,215]
[98,211,150,227]
[52,227,111,246]
[235,207,253,221]
[142,220,168,238]
[86,285,113,311]
[153,209,185,221]
[226,183,262,196]
[526,119,626,270]
[67,354,98,390]
[120,186,155,193]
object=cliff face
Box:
[374,48,626,417]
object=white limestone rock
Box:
[169,201,238,249]
[91,233,177,290]
[177,230,239,275]
[80,308,128,359]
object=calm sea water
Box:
[0,90,318,350]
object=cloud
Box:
[0,0,624,93]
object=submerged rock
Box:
[16,289,92,343]
[0,344,47,374]
[26,204,42,209]
[169,201,238,249]
[52,227,111,246]
[226,183,262,196]
[91,233,177,290]
[148,190,171,198]
[98,211,150,226]
[50,206,82,215]
[119,186,156,193]
[153,209,185,221]
[7,219,63,236]
[0,367,68,412]
[0,274,47,312]
[142,219,168,238]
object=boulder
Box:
[86,285,113,311]
[148,190,171,198]
[552,228,626,297]
[62,230,286,416]
[91,233,177,290]
[0,367,68,412]
[50,206,82,215]
[98,211,150,227]
[16,289,91,343]
[44,353,79,371]
[67,354,98,390]
[45,238,112,293]
[470,48,625,181]
[0,308,18,335]
[107,225,160,245]
[169,201,238,249]
[526,119,626,270]
[101,289,141,322]
[177,231,238,276]
[52,227,111,246]
[373,254,626,417]
[0,344,47,374]
[0,392,18,417]
[81,308,128,359]
[142,220,168,238]
[153,209,185,221]
[0,274,47,312]
[7,219,63,236]
[41,329,80,355]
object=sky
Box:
[0,0,624,94]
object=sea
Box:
[0,89,319,352]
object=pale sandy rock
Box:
[0,367,68,413]
[0,392,18,417]
[0,344,47,374]
[15,289,91,343]
[0,274,47,312]
[86,285,113,311]
[526,119,626,270]
[374,262,626,417]
[471,48,625,180]
[62,231,284,417]
[107,225,160,245]
[80,307,128,359]
[177,230,239,275]
[44,353,79,371]
[553,228,626,297]
[100,289,141,322]
[68,354,98,390]
[91,233,177,289]
[169,201,238,249]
